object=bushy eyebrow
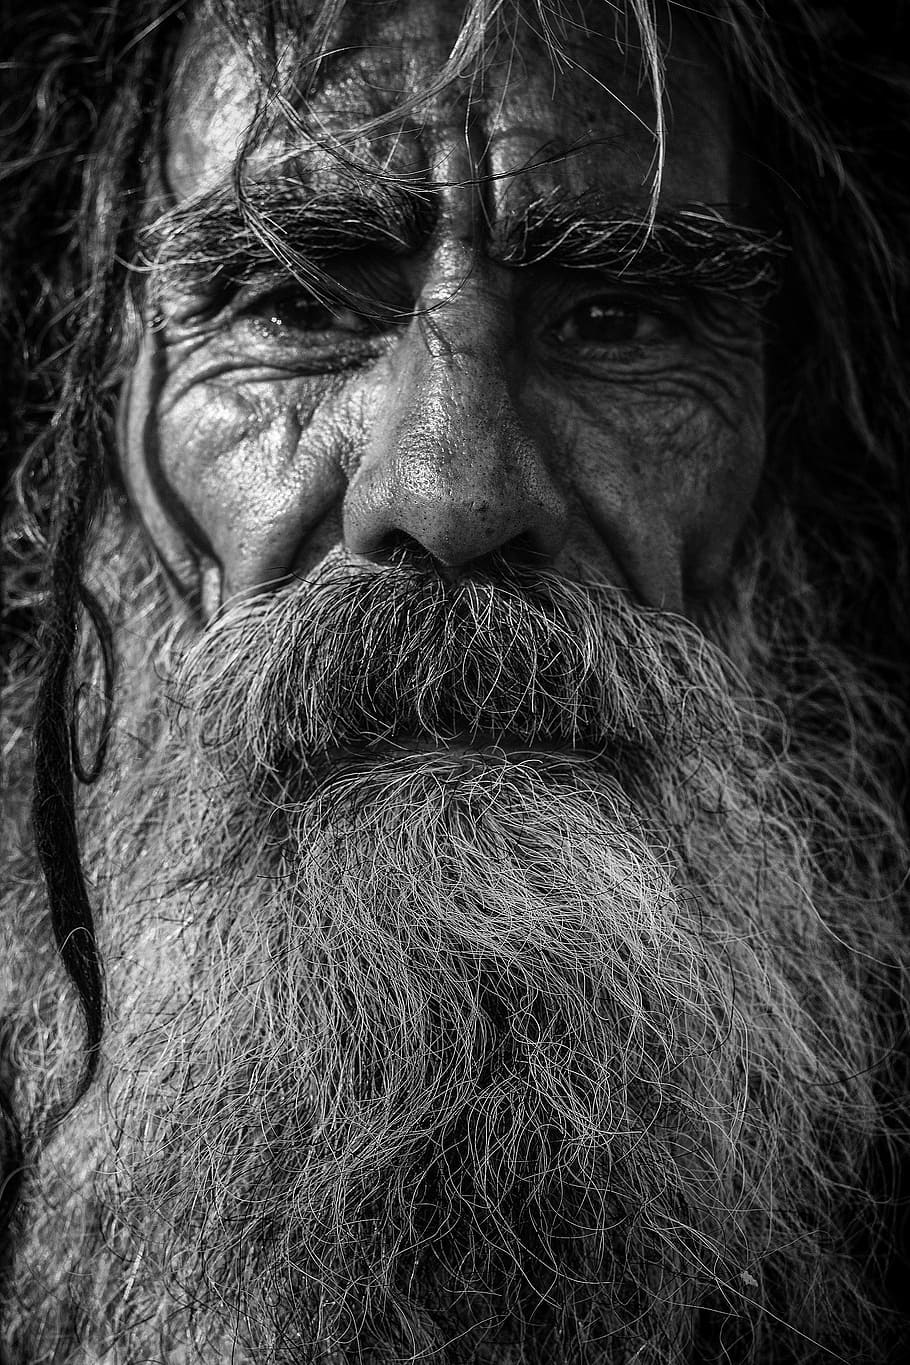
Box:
[142,177,784,302]
[141,177,437,294]
[489,192,786,296]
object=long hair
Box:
[1,0,908,1285]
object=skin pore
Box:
[123,0,768,623]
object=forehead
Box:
[164,0,739,218]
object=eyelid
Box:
[227,247,414,316]
[205,279,407,375]
[527,267,679,316]
[234,276,413,337]
[546,289,687,338]
[251,296,379,341]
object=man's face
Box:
[124,0,765,622]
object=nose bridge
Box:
[417,264,508,360]
[343,270,569,568]
[407,302,517,480]
[399,261,520,455]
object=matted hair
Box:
[1,0,908,1286]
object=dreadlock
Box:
[2,3,187,1134]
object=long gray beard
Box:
[3,528,907,1364]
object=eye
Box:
[552,299,677,348]
[253,295,379,338]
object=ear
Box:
[117,328,222,620]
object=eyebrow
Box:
[488,191,786,296]
[143,178,785,302]
[142,176,436,294]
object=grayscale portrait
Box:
[1,2,908,1361]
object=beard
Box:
[2,510,907,1364]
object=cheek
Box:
[544,369,765,609]
[139,358,353,606]
[161,382,308,552]
[679,385,765,595]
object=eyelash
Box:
[249,294,394,338]
[223,286,402,373]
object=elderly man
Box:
[1,0,908,1361]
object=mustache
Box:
[174,552,753,780]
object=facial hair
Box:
[2,517,907,1364]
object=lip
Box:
[321,732,605,765]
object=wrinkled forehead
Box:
[164,0,737,215]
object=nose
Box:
[343,278,569,570]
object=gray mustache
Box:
[175,555,745,779]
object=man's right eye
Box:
[249,294,382,338]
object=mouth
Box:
[314,732,607,774]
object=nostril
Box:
[388,533,471,581]
[354,530,453,577]
[360,529,426,568]
[497,531,556,571]
[354,529,553,581]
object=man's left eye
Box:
[552,300,676,347]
